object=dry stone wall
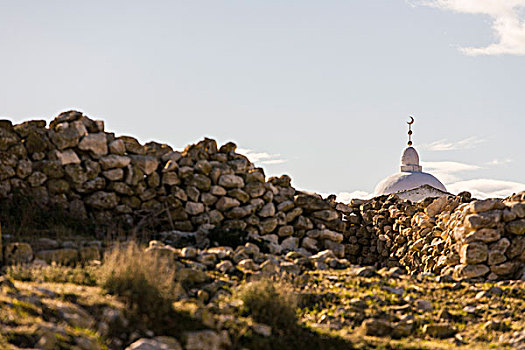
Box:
[1,111,525,281]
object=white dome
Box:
[401,147,419,166]
[374,171,447,195]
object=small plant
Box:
[236,278,298,330]
[97,242,178,321]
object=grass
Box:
[97,242,179,324]
[236,278,298,330]
[6,265,97,285]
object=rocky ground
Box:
[1,111,525,349]
[2,249,525,350]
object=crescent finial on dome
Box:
[407,116,414,146]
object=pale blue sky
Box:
[1,0,524,199]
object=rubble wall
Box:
[1,111,525,280]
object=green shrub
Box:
[97,242,178,321]
[236,279,298,330]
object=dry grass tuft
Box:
[236,278,298,330]
[97,242,178,320]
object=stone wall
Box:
[0,111,361,263]
[1,111,525,280]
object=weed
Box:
[236,278,298,330]
[97,242,178,322]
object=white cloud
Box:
[447,178,525,198]
[421,160,481,183]
[236,148,287,165]
[336,191,374,203]
[420,136,486,151]
[420,0,525,55]
[486,158,513,165]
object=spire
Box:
[400,116,422,172]
[407,116,414,146]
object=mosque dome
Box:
[374,118,447,197]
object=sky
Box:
[1,0,524,201]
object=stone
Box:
[99,155,131,169]
[415,299,433,312]
[82,177,106,192]
[162,172,180,186]
[311,209,339,221]
[108,139,126,155]
[352,266,378,277]
[37,238,59,250]
[260,217,278,234]
[180,247,197,259]
[162,159,178,173]
[183,330,229,350]
[218,174,244,188]
[5,243,33,264]
[36,249,79,265]
[324,240,345,258]
[109,182,134,195]
[78,133,108,156]
[85,191,119,209]
[362,318,393,337]
[126,336,182,350]
[228,188,250,203]
[306,229,343,243]
[422,323,456,338]
[27,171,47,187]
[188,174,212,191]
[294,194,330,211]
[237,258,260,271]
[49,123,84,149]
[102,168,124,181]
[210,185,227,196]
[52,149,81,165]
[491,262,517,276]
[488,250,507,265]
[216,260,234,273]
[200,192,217,206]
[309,250,336,263]
[47,179,70,194]
[192,159,211,175]
[510,202,525,218]
[286,207,303,223]
[460,242,488,264]
[258,203,275,217]
[506,219,525,235]
[278,225,294,237]
[425,196,448,217]
[490,237,510,252]
[130,155,159,175]
[301,237,318,251]
[41,160,64,179]
[185,202,205,216]
[507,236,525,259]
[454,264,490,279]
[463,228,501,243]
[280,261,301,275]
[65,164,88,184]
[469,199,504,214]
[215,196,240,211]
[465,212,501,229]
[281,236,299,251]
[244,182,266,198]
[252,323,272,337]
